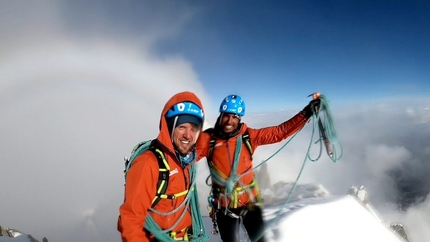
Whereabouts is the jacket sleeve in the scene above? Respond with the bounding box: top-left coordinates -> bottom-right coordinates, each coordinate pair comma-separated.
195,131 -> 211,161
118,152 -> 159,242
249,111 -> 308,147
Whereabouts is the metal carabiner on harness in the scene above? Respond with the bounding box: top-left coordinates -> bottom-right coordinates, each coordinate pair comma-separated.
208,195 -> 216,208
210,217 -> 219,235
207,195 -> 219,235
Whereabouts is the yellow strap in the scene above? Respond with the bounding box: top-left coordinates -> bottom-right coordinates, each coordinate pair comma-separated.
151,196 -> 158,205
159,189 -> 189,199
156,180 -> 167,194
170,227 -> 190,241
151,148 -> 190,204
215,179 -> 259,208
208,161 -> 229,180
174,190 -> 189,198
235,179 -> 256,192
216,179 -> 256,193
233,190 -> 238,208
155,149 -> 170,170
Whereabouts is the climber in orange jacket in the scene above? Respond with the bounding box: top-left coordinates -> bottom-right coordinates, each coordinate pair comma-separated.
118,91 -> 206,242
196,94 -> 320,242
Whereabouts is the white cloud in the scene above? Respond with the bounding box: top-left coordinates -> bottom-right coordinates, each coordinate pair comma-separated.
395,198 -> 430,242
0,1 -> 208,241
364,144 -> 409,176
245,98 -> 430,241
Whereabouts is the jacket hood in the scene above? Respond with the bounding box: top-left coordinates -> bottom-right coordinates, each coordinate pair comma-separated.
157,91 -> 205,153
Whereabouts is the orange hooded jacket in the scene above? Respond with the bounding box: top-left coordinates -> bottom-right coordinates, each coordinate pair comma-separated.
196,112 -> 308,208
118,91 -> 205,242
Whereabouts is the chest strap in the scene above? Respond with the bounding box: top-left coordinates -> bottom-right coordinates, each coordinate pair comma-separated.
151,149 -> 189,206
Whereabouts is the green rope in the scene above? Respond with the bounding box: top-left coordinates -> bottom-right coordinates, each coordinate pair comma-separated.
314,95 -> 343,162
223,135 -> 243,210
145,163 -> 210,241
209,136 -> 242,189
188,164 -> 210,242
256,94 -> 343,241
206,94 -> 342,241
207,136 -> 246,214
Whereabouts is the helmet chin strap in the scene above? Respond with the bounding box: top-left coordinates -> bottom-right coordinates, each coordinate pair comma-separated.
170,116 -> 178,143
219,113 -> 224,126
193,130 -> 201,144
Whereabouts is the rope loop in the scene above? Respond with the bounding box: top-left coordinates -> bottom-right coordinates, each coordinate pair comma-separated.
259,94 -> 343,240
146,162 -> 209,241
205,94 -> 342,242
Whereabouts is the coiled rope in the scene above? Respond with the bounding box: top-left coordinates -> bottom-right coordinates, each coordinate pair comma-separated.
208,94 -> 343,241
145,162 -> 210,241
257,94 -> 343,240
262,95 -> 343,232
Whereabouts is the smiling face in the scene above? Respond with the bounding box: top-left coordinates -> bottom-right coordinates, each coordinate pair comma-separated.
219,113 -> 241,133
172,122 -> 200,155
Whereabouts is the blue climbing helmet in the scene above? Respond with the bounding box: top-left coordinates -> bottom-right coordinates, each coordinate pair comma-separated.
166,101 -> 205,123
219,95 -> 245,116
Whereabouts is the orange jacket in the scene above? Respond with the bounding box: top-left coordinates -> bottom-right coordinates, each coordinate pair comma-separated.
196,112 -> 308,208
118,92 -> 205,242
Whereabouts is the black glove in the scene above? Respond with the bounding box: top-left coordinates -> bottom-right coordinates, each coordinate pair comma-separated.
301,98 -> 321,118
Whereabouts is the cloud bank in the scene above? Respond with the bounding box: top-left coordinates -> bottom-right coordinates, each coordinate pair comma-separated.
246,97 -> 430,242
0,1 -> 208,241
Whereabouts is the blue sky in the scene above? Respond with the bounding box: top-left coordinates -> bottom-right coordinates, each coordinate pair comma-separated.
153,1 -> 430,111
5,0 -> 427,111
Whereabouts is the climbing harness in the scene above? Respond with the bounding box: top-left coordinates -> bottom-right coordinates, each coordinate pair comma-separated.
125,145 -> 209,241
170,227 -> 191,241
144,160 -> 210,241
125,140 -> 186,207
205,132 -> 259,235
206,129 -> 253,166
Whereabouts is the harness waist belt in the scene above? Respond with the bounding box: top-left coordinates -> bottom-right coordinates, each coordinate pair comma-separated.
213,179 -> 259,208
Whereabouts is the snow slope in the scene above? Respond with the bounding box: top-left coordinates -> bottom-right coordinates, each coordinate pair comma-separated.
204,184 -> 408,242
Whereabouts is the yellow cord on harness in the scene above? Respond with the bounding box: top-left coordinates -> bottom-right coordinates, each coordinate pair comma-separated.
160,190 -> 189,199
214,179 -> 261,208
170,227 -> 190,241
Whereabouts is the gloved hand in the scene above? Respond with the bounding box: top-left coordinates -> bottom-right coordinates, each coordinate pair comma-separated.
301,98 -> 321,118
